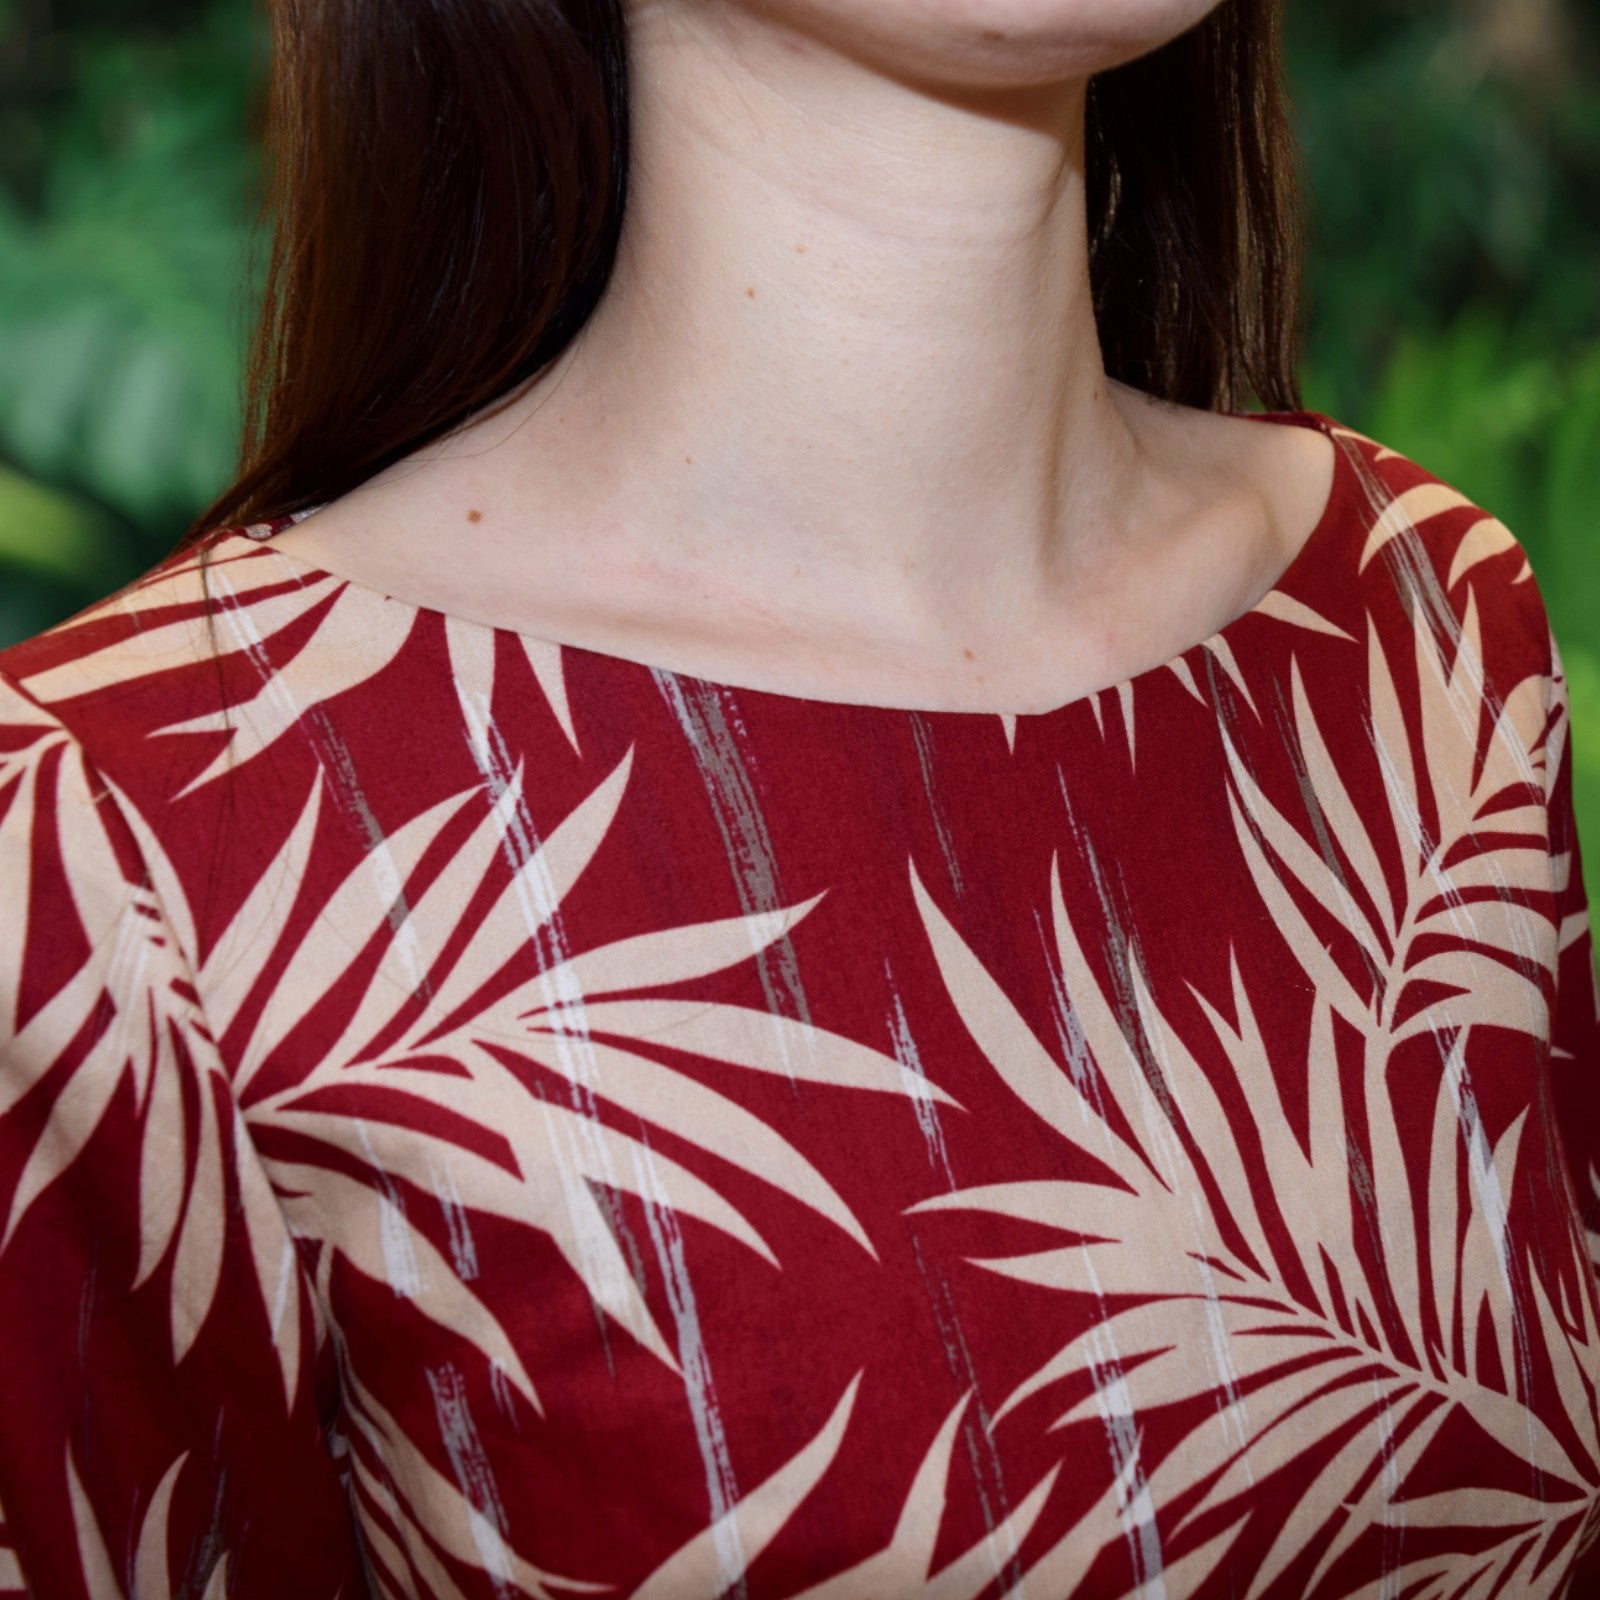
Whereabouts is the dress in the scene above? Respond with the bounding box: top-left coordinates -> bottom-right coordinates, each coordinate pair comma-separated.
1,407 -> 1598,1600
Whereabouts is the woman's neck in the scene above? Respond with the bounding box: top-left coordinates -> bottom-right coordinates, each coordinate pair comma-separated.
283,2 -> 1327,711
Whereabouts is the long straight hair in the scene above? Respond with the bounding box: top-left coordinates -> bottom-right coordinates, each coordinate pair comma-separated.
178,0 -> 1306,552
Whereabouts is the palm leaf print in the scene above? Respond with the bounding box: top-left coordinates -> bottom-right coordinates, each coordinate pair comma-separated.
225,750 -> 946,1387
6,423 -> 1597,1598
62,1448 -> 230,1600
0,693 -> 218,1293
904,582 -> 1600,1597
634,1378 -> 1072,1600
339,1366 -> 612,1600
8,537 -> 443,800
0,684 -> 328,1414
81,716 -> 945,1413
0,1491 -> 24,1600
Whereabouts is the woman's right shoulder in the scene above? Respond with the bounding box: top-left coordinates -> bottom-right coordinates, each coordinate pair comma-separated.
0,518 -> 398,807
0,521 -> 352,1039
0,522 -> 290,747
0,522 -> 344,953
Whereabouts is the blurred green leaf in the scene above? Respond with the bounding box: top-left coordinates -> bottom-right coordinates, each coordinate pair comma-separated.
0,458 -> 117,581
1565,645 -> 1600,895
1545,341 -> 1600,630
0,0 -> 258,604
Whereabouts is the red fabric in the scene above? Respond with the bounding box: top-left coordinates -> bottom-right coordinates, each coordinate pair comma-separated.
1,409 -> 1597,1598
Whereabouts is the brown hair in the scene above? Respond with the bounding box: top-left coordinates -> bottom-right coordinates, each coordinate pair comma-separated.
177,0 -> 1305,553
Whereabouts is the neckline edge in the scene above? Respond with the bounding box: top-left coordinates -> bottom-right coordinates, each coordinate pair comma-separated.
202,407 -> 1351,725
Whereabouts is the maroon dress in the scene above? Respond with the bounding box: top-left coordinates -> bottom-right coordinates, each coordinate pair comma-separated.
2,408 -> 1598,1599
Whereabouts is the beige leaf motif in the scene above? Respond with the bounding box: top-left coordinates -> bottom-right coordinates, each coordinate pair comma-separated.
902,559 -> 1599,1597
154,576 -> 418,800
192,740 -> 933,1459
341,1368 -> 613,1600
64,1446 -> 227,1600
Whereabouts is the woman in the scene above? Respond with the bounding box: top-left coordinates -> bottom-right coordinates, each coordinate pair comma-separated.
1,0 -> 1596,1594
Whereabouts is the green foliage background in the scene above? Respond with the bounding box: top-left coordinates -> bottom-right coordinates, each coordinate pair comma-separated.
0,0 -> 1597,900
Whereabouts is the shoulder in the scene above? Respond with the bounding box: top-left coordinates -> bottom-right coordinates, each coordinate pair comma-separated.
0,523 -> 344,975
0,660 -> 196,1061
0,520 -> 319,752
1319,414 -> 1557,678
0,520 -> 391,812
1314,416 -> 1575,823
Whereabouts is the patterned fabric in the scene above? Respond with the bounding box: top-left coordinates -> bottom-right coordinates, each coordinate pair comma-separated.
1,408 -> 1598,1600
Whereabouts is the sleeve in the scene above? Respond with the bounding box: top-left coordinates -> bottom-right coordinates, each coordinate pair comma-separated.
1542,626 -> 1600,1271
0,673 -> 368,1598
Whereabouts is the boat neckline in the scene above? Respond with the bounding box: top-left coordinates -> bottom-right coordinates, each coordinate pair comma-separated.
208,407 -> 1350,724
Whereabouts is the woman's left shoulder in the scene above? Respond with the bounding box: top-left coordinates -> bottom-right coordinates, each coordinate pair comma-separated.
1314,411 -> 1561,692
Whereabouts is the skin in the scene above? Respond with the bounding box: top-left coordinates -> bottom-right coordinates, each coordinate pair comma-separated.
267,0 -> 1336,714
